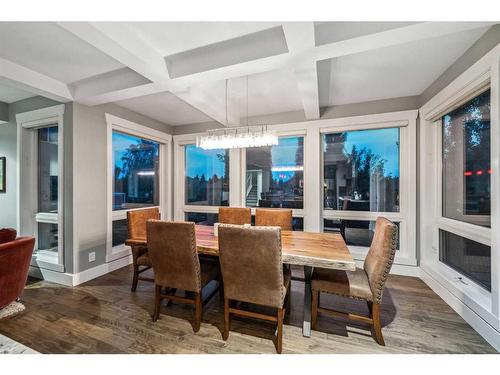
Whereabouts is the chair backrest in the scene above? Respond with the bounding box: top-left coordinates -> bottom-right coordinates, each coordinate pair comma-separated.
0,228 -> 17,244
363,217 -> 398,304
0,236 -> 35,309
127,208 -> 160,239
218,207 -> 251,225
146,220 -> 201,292
255,208 -> 292,231
218,224 -> 285,308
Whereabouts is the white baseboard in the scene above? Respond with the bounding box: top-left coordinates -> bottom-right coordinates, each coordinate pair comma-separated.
72,255 -> 132,286
420,267 -> 500,352
28,255 -> 132,287
29,266 -> 74,286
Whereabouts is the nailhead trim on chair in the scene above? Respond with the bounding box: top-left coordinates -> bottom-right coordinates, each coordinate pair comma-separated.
190,225 -> 202,292
373,224 -> 398,304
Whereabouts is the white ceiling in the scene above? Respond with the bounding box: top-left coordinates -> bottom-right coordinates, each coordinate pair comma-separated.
0,22 -> 124,84
0,83 -> 36,103
318,27 -> 489,107
116,91 -> 212,126
121,22 -> 281,57
0,22 -> 496,127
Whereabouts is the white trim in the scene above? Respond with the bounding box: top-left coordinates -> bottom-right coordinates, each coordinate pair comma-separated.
105,113 -> 172,263
16,104 -> 65,128
29,254 -> 132,287
420,266 -> 500,352
72,254 -> 132,286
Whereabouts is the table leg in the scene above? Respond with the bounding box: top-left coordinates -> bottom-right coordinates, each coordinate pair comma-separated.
302,265 -> 313,337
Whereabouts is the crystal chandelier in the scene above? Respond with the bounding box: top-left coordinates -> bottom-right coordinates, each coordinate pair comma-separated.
196,77 -> 277,150
196,126 -> 278,150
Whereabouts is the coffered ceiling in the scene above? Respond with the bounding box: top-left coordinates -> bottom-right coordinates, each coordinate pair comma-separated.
0,22 -> 495,127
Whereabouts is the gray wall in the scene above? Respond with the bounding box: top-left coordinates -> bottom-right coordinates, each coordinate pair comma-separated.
0,118 -> 17,228
71,102 -> 171,273
0,101 -> 8,123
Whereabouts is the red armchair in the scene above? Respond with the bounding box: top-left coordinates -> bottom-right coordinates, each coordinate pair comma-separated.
0,228 -> 35,309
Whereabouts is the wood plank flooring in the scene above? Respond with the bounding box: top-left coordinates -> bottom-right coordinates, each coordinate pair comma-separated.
0,265 -> 496,354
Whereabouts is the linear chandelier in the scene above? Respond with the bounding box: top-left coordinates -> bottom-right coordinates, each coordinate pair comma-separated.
196,76 -> 278,150
196,125 -> 278,150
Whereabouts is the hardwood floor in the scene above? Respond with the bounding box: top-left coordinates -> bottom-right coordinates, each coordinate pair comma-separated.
0,265 -> 496,354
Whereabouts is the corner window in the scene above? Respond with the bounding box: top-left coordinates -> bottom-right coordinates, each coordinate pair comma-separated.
442,90 -> 491,227
245,136 -> 304,209
185,145 -> 229,206
323,128 -> 400,212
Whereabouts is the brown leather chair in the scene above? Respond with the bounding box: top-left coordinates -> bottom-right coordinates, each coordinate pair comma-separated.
0,229 -> 35,309
255,208 -> 293,231
218,207 -> 251,225
218,224 -> 291,353
146,220 -> 220,332
125,208 -> 160,291
311,217 -> 397,345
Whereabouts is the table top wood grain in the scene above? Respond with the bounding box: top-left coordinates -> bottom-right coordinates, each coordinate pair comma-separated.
126,225 -> 356,271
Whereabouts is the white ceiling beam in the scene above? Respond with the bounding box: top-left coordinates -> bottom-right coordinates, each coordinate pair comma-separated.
282,23 -> 320,120
57,22 -> 168,84
0,57 -> 73,102
314,21 -> 495,61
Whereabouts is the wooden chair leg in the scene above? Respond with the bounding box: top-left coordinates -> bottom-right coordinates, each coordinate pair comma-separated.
223,298 -> 230,340
131,265 -> 139,292
372,303 -> 385,346
152,285 -> 161,322
193,292 -> 202,333
367,300 -> 373,316
276,307 -> 285,354
219,278 -> 224,302
311,289 -> 319,330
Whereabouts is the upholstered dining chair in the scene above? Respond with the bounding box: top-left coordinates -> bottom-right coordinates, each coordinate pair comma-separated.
146,220 -> 221,332
311,217 -> 397,345
126,207 -> 160,291
218,224 -> 291,353
255,208 -> 293,231
218,207 -> 251,225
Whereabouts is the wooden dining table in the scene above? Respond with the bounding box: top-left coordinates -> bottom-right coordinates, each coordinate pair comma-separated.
127,225 -> 355,337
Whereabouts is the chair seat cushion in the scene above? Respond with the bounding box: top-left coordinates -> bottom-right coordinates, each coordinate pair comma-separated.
200,259 -> 220,287
136,252 -> 152,266
311,267 -> 373,301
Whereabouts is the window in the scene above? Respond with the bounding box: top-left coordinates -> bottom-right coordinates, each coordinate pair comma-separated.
38,126 -> 59,214
438,90 -> 491,291
440,230 -> 491,291
442,90 -> 491,227
112,219 -> 129,247
185,212 -> 219,226
323,128 -> 400,212
324,218 -> 400,248
245,136 -> 304,209
36,125 -> 59,258
112,131 -> 159,211
185,145 -> 229,206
